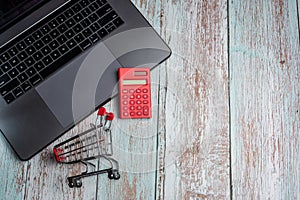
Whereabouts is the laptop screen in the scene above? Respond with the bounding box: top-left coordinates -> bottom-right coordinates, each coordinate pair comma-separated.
0,0 -> 49,33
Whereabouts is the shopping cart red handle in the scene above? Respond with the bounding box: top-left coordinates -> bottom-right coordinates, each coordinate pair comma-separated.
97,107 -> 106,116
106,113 -> 114,121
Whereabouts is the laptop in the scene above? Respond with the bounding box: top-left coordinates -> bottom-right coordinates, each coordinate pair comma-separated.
0,0 -> 171,160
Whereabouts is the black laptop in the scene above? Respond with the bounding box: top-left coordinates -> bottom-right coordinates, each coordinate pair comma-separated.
0,0 -> 171,160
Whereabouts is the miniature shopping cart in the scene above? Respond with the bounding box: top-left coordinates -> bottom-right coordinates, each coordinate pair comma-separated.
53,107 -> 120,188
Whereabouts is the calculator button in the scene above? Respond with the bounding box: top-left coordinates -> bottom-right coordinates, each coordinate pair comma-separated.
129,100 -> 135,105
123,112 -> 128,116
137,111 -> 142,116
122,89 -> 128,93
143,100 -> 148,104
123,95 -> 128,99
143,110 -> 149,115
136,100 -> 141,104
136,94 -> 141,99
136,106 -> 142,110
142,89 -> 148,93
130,112 -> 135,116
130,95 -> 134,99
129,89 -> 134,93
122,100 -> 128,105
136,89 -> 141,93
123,106 -> 128,110
130,106 -> 135,110
143,94 -> 148,99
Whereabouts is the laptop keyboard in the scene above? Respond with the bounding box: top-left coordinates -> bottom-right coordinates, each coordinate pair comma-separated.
0,0 -> 124,104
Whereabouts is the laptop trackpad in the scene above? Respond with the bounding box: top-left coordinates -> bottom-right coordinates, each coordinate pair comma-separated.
36,43 -> 120,128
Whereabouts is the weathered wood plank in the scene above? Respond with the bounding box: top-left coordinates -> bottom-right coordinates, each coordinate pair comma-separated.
23,115 -> 98,200
229,0 -> 300,199
96,58 -> 161,200
156,0 -> 230,199
0,135 -> 27,200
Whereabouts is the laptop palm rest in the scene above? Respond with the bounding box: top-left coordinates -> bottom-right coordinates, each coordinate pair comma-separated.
36,43 -> 121,128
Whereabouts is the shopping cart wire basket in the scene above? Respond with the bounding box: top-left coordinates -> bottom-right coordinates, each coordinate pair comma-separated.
53,107 -> 120,188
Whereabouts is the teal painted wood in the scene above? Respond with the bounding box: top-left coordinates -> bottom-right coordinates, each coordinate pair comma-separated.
23,115 -> 98,200
0,135 -> 27,200
155,0 -> 230,199
229,0 -> 300,199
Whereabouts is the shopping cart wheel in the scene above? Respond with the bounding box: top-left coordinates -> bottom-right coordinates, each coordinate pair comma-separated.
108,169 -> 120,180
68,178 -> 82,188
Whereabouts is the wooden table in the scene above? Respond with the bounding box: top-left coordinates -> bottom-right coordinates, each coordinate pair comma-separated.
0,0 -> 299,199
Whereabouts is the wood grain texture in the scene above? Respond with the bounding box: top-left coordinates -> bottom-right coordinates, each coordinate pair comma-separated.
229,0 -> 300,199
155,0 -> 230,199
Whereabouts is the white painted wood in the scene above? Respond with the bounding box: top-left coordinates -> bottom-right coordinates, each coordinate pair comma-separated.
156,0 -> 230,199
229,0 -> 300,199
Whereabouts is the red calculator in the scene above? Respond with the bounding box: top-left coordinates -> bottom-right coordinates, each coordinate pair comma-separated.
118,68 -> 152,119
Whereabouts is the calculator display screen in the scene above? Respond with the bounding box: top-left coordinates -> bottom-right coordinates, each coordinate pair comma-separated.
123,80 -> 147,85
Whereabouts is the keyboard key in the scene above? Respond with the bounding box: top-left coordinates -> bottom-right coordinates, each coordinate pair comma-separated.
16,63 -> 27,72
24,57 -> 35,67
50,29 -> 60,39
142,89 -> 148,93
25,46 -> 36,55
74,33 -> 85,43
0,74 -> 10,86
16,41 -> 26,51
98,11 -> 117,27
72,4 -> 82,12
4,93 -> 15,104
97,28 -> 108,38
74,13 -> 84,22
50,50 -> 61,60
1,63 -> 12,72
56,14 -> 67,23
66,39 -> 76,49
24,36 -> 35,45
9,57 -> 19,67
12,87 -> 23,97
18,72 -> 28,82
8,68 -> 19,78
123,106 -> 128,110
136,89 -> 141,93
49,40 -> 59,49
79,0 -> 89,7
143,100 -> 148,104
17,51 -> 27,61
41,25 -> 51,34
65,29 -> 75,38
82,28 -> 92,37
33,51 -> 43,61
79,39 -> 92,50
41,46 -> 51,55
106,25 -> 116,33
129,100 -> 135,105
0,69 -> 2,76
0,78 -> 20,96
33,40 -> 44,49
57,35 -> 68,44
33,30 -> 43,40
130,106 -> 135,110
81,7 -> 91,17
122,89 -> 128,93
113,17 -> 124,27
58,44 -> 69,55
136,106 -> 142,110
26,67 -> 37,77
89,2 -> 99,12
29,74 -> 42,85
41,35 -> 52,44
89,34 -> 100,43
73,24 -> 83,33
143,94 -> 148,99
80,19 -> 91,28
34,62 -> 45,71
130,112 -> 135,116
0,52 -> 10,62
21,81 -> 32,91
136,94 -> 141,99
57,24 -> 68,33
42,56 -> 53,66
40,46 -> 82,79
96,4 -> 112,18
65,9 -> 75,18
66,18 -> 76,28
90,23 -> 100,32
88,13 -> 98,23
49,19 -> 59,29
8,47 -> 18,57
